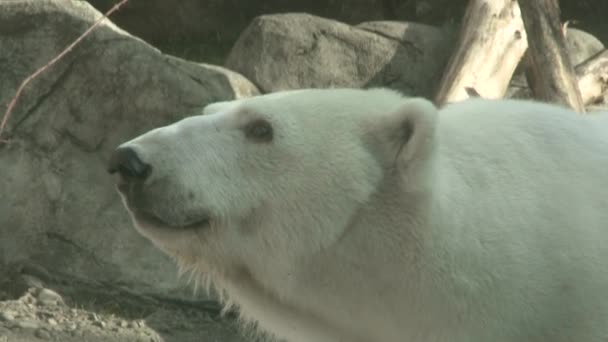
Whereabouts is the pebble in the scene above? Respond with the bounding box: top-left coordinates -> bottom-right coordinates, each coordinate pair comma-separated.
37,288 -> 63,306
119,320 -> 129,328
16,319 -> 39,329
47,318 -> 58,326
22,295 -> 35,305
35,328 -> 51,339
0,311 -> 15,322
93,320 -> 106,328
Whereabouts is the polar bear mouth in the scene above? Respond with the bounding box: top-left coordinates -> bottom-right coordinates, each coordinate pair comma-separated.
115,184 -> 211,230
133,208 -> 211,230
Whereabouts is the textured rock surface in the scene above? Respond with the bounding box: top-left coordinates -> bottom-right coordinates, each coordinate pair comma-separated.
0,0 -> 258,298
85,0 -> 608,65
87,0 -> 388,48
0,262 -> 248,342
226,13 -> 455,97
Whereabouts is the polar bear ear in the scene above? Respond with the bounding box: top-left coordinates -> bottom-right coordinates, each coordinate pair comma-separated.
369,97 -> 438,170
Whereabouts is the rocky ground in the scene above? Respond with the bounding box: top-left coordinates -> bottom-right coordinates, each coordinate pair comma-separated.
0,262 -> 252,342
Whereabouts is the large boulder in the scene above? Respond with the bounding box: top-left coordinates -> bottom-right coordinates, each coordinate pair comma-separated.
86,0 -> 607,64
0,0 -> 258,296
86,0 -> 388,52
564,28 -> 606,66
225,14 -> 456,97
85,0 -> 607,49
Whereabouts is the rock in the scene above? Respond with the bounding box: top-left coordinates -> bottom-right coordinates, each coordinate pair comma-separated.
93,320 -> 106,328
35,328 -> 51,339
36,289 -> 63,306
226,13 -> 455,97
0,264 -> 45,300
0,310 -> 15,322
85,0 -> 608,60
0,0 -> 258,299
16,320 -> 39,330
86,0 -> 387,59
386,0 -> 467,23
47,318 -> 58,326
565,28 -> 605,66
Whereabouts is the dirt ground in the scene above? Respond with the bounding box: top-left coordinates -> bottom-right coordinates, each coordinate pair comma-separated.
0,262 -> 254,342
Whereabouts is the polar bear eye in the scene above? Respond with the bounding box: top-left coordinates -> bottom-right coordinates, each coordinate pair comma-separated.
244,119 -> 273,143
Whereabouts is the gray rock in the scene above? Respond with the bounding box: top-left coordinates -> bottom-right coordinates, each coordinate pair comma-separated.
35,328 -> 51,339
0,311 -> 15,322
36,288 -> 63,306
92,320 -> 106,328
0,0 -> 258,299
16,320 -> 39,330
565,28 -> 605,66
226,13 -> 455,97
86,0 -> 387,59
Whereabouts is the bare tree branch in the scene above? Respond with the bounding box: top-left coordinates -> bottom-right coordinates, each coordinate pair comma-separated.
518,0 -> 585,112
0,0 -> 130,144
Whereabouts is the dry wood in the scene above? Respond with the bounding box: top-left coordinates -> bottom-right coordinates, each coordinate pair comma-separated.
435,0 -> 527,106
576,49 -> 608,105
509,49 -> 608,105
518,0 -> 585,112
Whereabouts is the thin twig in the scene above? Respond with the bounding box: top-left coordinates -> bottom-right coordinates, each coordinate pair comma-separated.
0,0 -> 130,144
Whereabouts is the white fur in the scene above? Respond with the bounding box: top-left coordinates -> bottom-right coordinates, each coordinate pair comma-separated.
115,88 -> 608,342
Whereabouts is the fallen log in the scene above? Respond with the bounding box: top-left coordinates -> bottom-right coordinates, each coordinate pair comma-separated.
509,49 -> 608,105
434,0 -> 527,106
518,0 -> 585,112
576,49 -> 608,105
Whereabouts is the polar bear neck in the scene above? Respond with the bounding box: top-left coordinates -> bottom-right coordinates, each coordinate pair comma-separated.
211,164 -> 443,341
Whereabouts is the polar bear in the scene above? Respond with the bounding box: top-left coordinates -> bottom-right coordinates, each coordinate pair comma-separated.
108,88 -> 608,342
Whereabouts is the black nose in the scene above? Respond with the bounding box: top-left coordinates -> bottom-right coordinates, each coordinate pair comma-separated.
107,147 -> 151,180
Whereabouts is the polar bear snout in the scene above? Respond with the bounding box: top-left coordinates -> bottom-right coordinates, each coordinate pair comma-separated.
107,146 -> 157,221
108,144 -> 212,231
107,146 -> 152,182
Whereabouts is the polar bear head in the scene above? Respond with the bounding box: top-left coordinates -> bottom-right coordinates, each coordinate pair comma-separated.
108,88 -> 438,284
